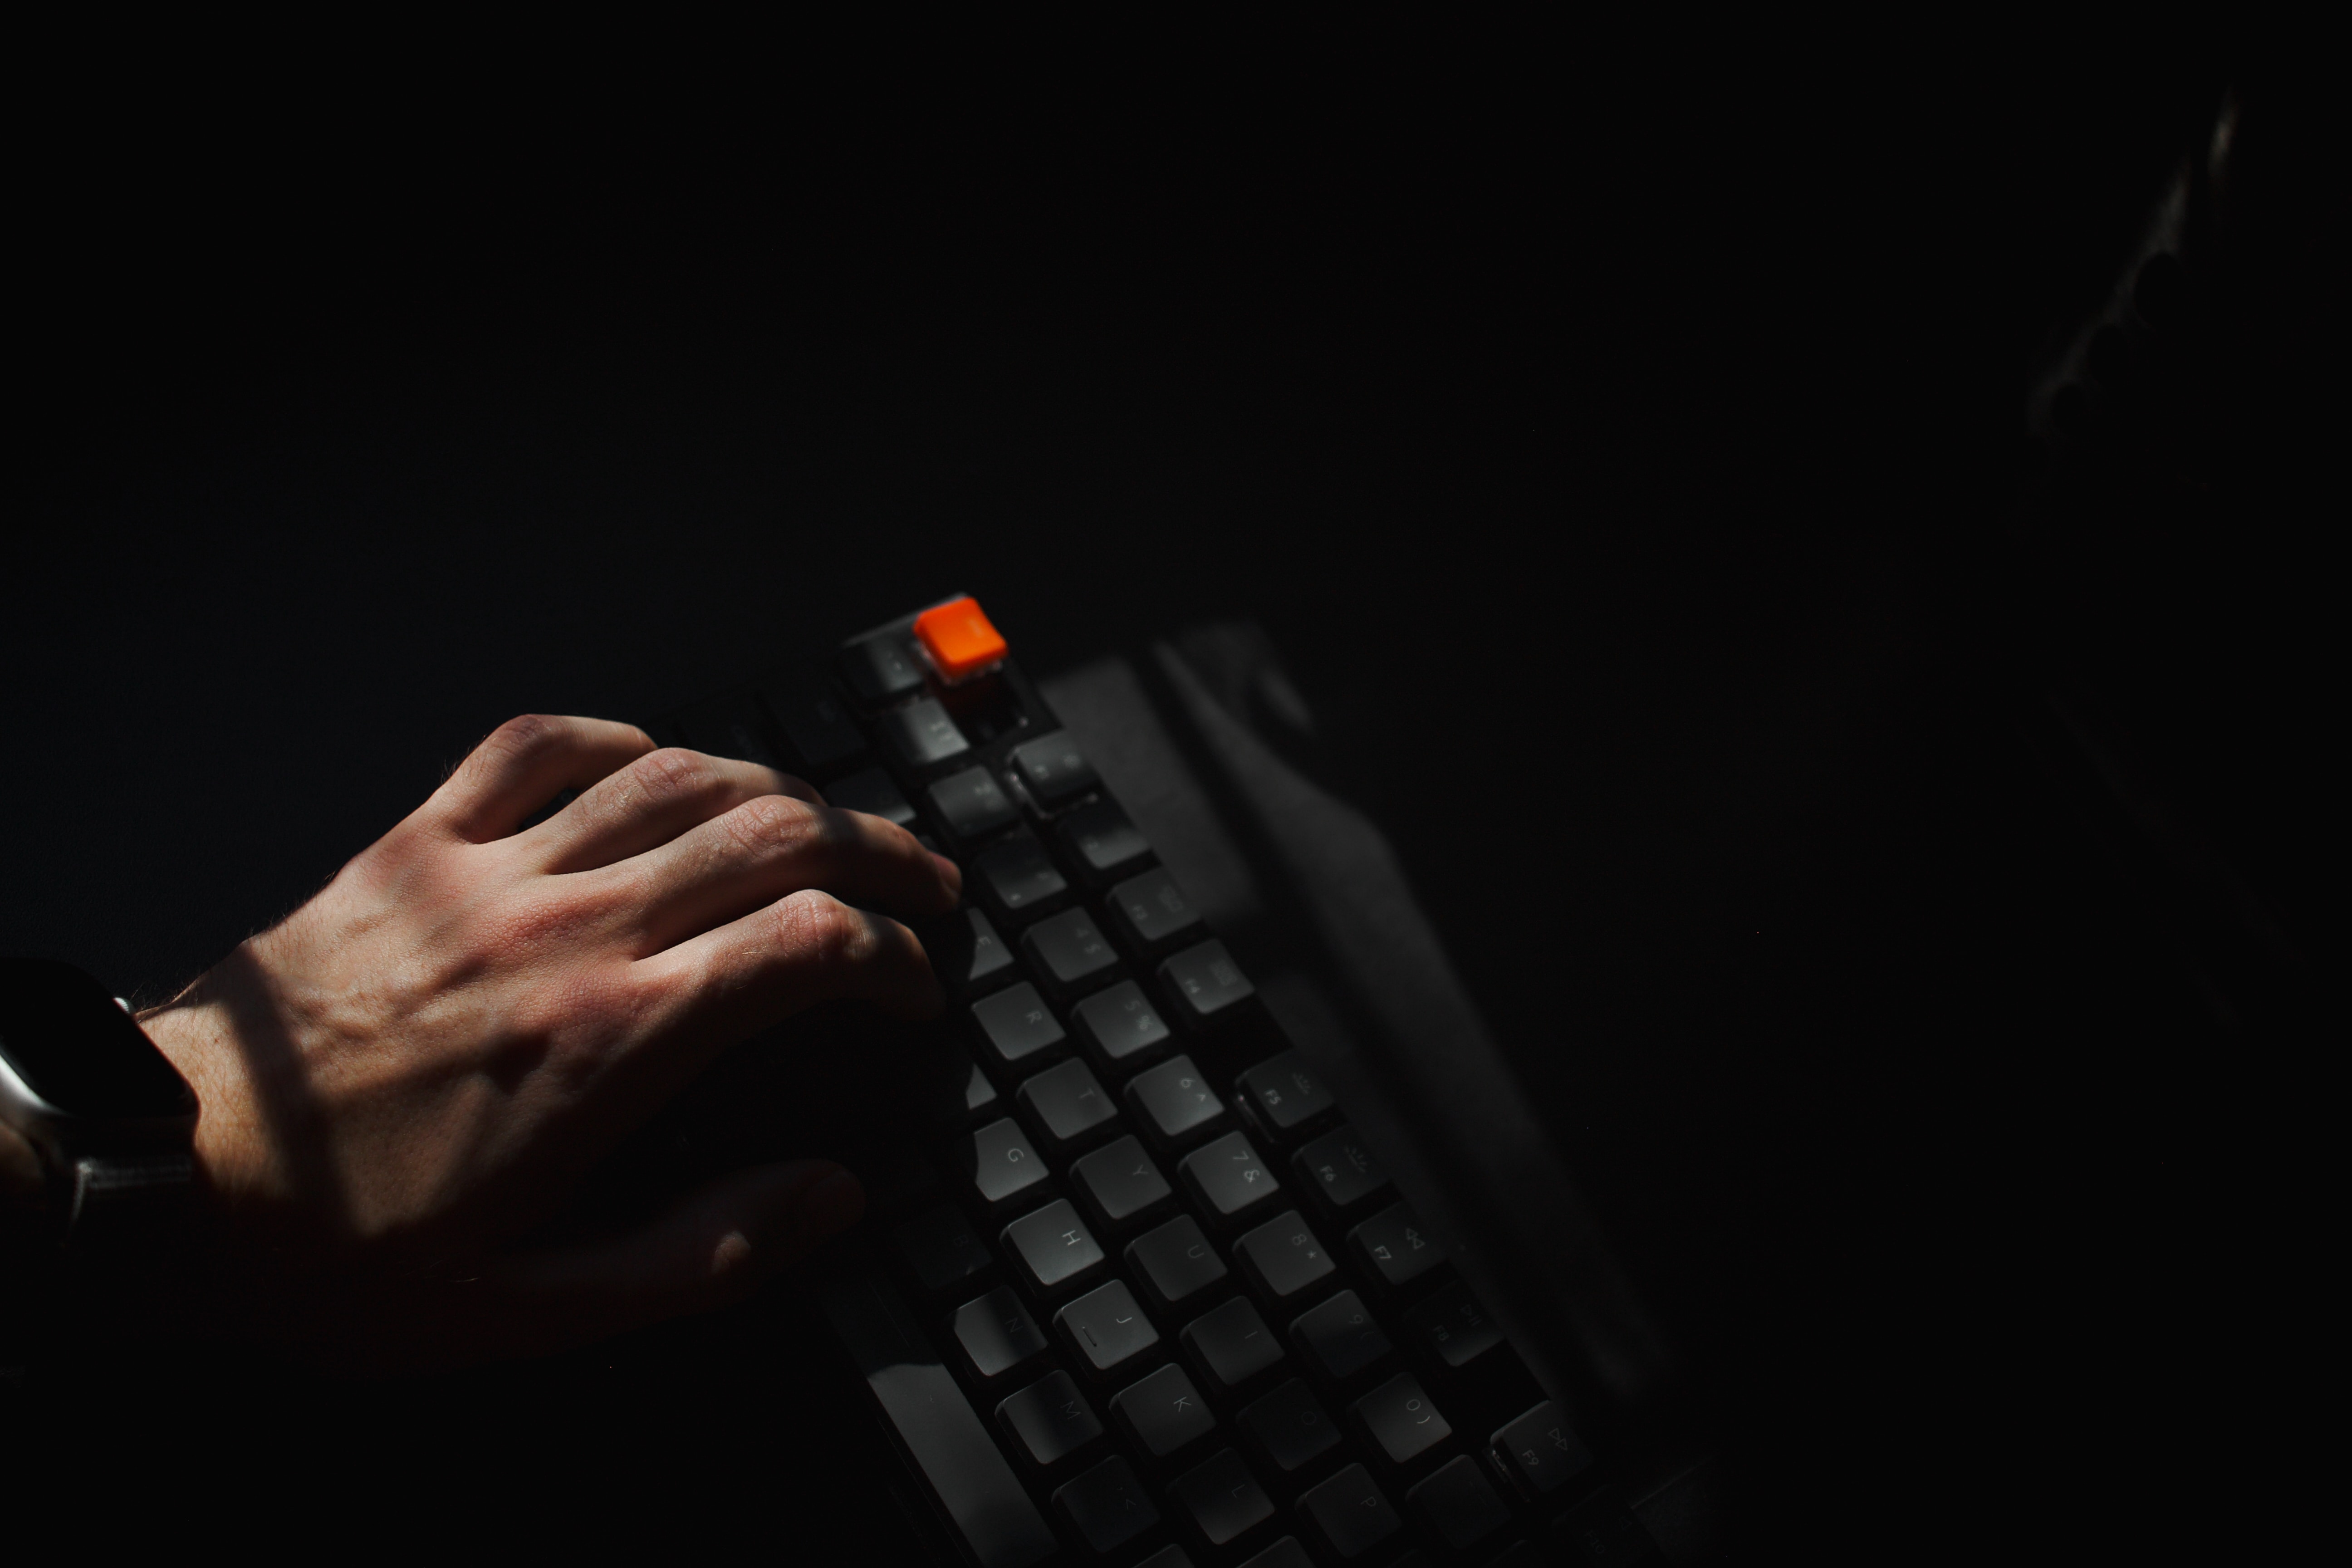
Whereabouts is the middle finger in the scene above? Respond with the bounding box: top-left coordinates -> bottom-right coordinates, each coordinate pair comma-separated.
597,792 -> 960,954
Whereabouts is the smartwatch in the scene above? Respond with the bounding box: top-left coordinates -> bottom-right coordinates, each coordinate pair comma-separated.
0,957 -> 198,1250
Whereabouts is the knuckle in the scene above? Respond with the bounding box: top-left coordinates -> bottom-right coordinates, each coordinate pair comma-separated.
726,793 -> 818,857
484,713 -> 564,761
777,889 -> 874,971
633,746 -> 719,804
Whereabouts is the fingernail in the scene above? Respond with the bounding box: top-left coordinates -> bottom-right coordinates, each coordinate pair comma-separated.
931,851 -> 964,903
802,1169 -> 866,1240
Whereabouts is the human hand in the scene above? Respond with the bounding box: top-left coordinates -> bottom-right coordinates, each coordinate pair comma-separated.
138,714 -> 960,1370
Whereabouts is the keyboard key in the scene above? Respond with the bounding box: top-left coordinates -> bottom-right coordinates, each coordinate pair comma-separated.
839,631 -> 926,704
1071,980 -> 1171,1072
1292,1126 -> 1390,1217
762,676 -> 866,772
1349,1202 -> 1446,1291
1136,1550 -> 1198,1568
1016,1058 -> 1119,1152
1352,1370 -> 1450,1467
1181,1132 -> 1282,1222
822,1274 -> 1057,1568
1019,907 -> 1120,999
1008,730 -> 1099,806
1054,1279 -> 1161,1377
1069,1135 -> 1173,1232
879,696 -> 971,771
1112,1361 -> 1217,1460
893,1205 -> 995,1299
1052,1456 -> 1159,1557
1290,1291 -> 1392,1383
1234,1212 -> 1335,1305
1297,1463 -> 1401,1560
1108,867 -> 1203,951
955,1286 -> 1051,1381
1181,1296 -> 1286,1393
1493,1401 -> 1593,1498
914,595 -> 1008,683
1160,940 -> 1255,1028
1238,1379 -> 1342,1477
1236,1052 -> 1335,1141
996,1368 -> 1102,1468
1055,797 -> 1151,885
970,983 -> 1066,1073
928,764 -> 1020,843
926,907 -> 1014,999
1170,1448 -> 1274,1549
1406,1455 -> 1511,1554
828,765 -> 917,828
1126,1054 -> 1226,1150
1127,1215 -> 1229,1314
677,696 -> 788,770
1237,1541 -> 1312,1568
960,1054 -> 1001,1119
959,1117 -> 1049,1210
975,827 -> 1068,916
1002,1199 -> 1104,1296
1404,1282 -> 1505,1372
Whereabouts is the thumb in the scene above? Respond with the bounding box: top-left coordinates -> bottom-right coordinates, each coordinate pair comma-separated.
449,1160 -> 866,1363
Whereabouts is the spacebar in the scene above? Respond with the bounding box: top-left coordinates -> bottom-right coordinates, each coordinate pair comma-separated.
823,1272 -> 1058,1568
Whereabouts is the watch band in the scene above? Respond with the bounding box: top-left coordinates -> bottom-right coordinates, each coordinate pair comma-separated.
69,1151 -> 196,1250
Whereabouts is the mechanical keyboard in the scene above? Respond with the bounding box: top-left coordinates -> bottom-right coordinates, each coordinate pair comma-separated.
645,598 -> 1616,1568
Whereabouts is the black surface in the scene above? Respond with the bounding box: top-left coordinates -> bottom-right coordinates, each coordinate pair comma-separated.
0,958 -> 193,1120
6,34 -> 2323,1566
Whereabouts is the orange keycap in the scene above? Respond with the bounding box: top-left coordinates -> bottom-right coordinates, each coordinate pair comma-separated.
914,596 -> 1008,682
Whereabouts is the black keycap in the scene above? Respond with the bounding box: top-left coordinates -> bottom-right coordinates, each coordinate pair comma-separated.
1293,1126 -> 1390,1216
1070,1135 -> 1173,1232
1297,1464 -> 1402,1561
1493,1401 -> 1593,1498
1236,1052 -> 1335,1140
1237,1541 -> 1312,1568
1072,980 -> 1171,1072
1136,1550 -> 1198,1568
927,764 -> 1020,843
822,1275 -> 1058,1568
1008,730 -> 1099,806
1002,1199 -> 1104,1295
1181,1296 -> 1285,1393
1056,797 -> 1151,884
1349,1202 -> 1446,1291
1054,1279 -> 1161,1377
925,908 -> 1014,998
955,1286 -> 1052,1381
1181,1132 -> 1282,1222
1352,1371 -> 1450,1467
1112,1361 -> 1217,1460
1239,1379 -> 1342,1477
762,676 -> 866,772
879,696 -> 972,771
1108,867 -> 1203,951
958,1054 -> 1002,1120
893,1205 -> 995,1299
975,827 -> 1068,915
970,983 -> 1066,1073
1407,1456 -> 1511,1553
1171,1448 -> 1274,1549
960,1117 -> 1049,1209
1127,1215 -> 1229,1313
828,765 -> 917,827
1290,1291 -> 1393,1383
840,632 -> 926,704
1405,1282 -> 1505,1372
1160,940 -> 1255,1028
996,1369 -> 1103,1468
1020,907 -> 1120,998
1235,1212 -> 1335,1305
1127,1054 -> 1226,1150
1016,1058 -> 1119,1152
1052,1456 -> 1159,1557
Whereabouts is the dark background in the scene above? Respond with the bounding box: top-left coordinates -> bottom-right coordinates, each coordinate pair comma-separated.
6,26 -> 2321,1562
